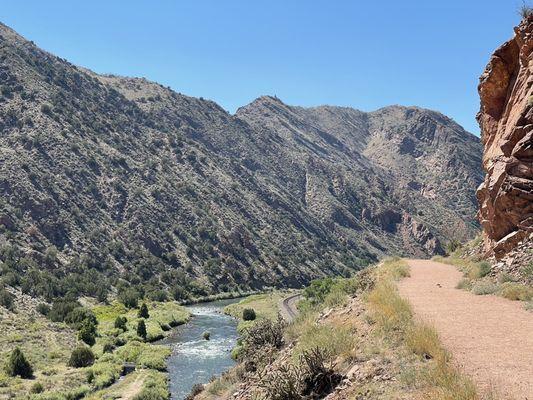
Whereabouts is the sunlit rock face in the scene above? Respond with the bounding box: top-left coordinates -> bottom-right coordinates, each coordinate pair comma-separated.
477,15 -> 533,259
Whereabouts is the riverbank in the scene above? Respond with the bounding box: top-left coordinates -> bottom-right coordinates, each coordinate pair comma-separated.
0,298 -> 189,399
177,289 -> 267,306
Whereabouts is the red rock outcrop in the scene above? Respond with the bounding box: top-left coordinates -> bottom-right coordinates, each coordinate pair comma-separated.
477,15 -> 533,258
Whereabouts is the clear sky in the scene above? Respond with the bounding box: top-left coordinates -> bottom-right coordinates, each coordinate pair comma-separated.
0,0 -> 523,134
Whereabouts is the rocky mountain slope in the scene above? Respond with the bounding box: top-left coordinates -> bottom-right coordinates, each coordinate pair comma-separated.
477,14 -> 533,259
0,22 -> 482,300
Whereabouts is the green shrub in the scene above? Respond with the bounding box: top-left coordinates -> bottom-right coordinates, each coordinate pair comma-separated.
48,299 -> 81,322
147,290 -> 168,302
114,316 -> 128,331
132,371 -> 170,400
138,303 -> 150,318
78,320 -> 97,346
0,288 -> 14,311
118,288 -> 140,309
137,345 -> 171,371
303,278 -> 335,305
242,308 -> 256,321
36,303 -> 50,316
476,262 -> 491,278
137,319 -> 147,340
103,341 -> 115,353
471,281 -> 499,295
68,346 -> 95,368
5,347 -> 33,378
30,382 -> 44,394
65,307 -> 97,329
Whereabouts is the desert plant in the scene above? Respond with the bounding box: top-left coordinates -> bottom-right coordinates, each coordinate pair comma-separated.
299,347 -> 343,397
243,316 -> 285,352
258,363 -> 303,400
242,308 -> 256,321
68,346 -> 95,368
138,302 -> 149,318
5,347 -> 33,378
471,281 -> 499,295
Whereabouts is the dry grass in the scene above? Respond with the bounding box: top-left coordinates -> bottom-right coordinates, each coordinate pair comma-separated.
406,323 -> 445,361
499,282 -> 533,301
367,280 -> 412,334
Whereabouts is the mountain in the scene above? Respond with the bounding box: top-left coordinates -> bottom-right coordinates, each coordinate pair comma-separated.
0,22 -> 482,300
477,14 -> 533,260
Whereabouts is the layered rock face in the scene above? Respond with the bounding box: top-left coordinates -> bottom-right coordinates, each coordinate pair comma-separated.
477,15 -> 533,258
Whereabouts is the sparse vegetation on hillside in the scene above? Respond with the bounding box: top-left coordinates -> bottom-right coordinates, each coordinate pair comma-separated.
0,22 -> 483,311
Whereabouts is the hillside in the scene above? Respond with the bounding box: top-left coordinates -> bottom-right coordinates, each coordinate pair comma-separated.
0,22 -> 482,301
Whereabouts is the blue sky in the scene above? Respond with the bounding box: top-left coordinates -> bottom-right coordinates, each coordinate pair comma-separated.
0,0 -> 523,134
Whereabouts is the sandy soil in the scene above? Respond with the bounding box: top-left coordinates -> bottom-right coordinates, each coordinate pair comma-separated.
398,259 -> 533,399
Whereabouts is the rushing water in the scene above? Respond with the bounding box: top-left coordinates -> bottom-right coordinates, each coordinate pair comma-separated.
159,298 -> 240,400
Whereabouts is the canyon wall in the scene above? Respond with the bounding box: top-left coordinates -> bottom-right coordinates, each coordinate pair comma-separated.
477,15 -> 533,258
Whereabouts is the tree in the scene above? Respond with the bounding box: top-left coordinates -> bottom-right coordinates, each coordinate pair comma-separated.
68,346 -> 94,368
242,308 -> 256,321
78,320 -> 97,346
5,348 -> 33,378
0,288 -> 14,311
137,319 -> 147,341
118,288 -> 140,309
138,303 -> 149,319
114,316 -> 127,331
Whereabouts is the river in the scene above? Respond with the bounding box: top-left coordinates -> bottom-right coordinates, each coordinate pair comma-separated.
159,298 -> 240,399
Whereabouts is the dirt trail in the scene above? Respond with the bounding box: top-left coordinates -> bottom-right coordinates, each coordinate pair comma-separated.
398,259 -> 533,399
117,373 -> 145,400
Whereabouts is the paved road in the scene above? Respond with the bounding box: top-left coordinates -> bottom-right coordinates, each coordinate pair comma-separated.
279,293 -> 302,322
398,259 -> 533,399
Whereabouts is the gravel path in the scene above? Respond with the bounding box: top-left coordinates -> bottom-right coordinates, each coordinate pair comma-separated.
398,259 -> 533,399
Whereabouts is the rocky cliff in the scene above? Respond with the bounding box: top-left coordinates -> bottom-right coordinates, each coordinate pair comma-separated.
477,15 -> 533,259
0,22 -> 483,300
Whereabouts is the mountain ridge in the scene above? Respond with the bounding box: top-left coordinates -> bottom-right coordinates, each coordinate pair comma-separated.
0,21 -> 482,301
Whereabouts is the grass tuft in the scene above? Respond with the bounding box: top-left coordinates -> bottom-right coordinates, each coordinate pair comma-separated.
499,282 -> 533,301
